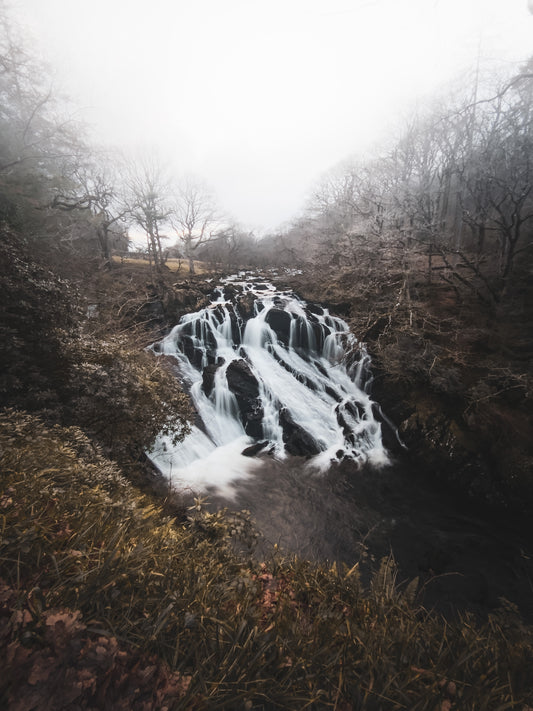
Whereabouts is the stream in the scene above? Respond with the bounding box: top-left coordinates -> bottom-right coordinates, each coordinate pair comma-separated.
149,271 -> 533,620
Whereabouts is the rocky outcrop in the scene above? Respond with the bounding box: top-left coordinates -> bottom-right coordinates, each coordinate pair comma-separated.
241,441 -> 270,457
160,286 -> 211,326
201,361 -> 223,397
279,407 -> 321,457
225,359 -> 264,439
236,292 -> 256,321
288,316 -> 325,353
264,308 -> 292,346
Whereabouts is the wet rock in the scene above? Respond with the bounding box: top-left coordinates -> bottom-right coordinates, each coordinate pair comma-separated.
314,360 -> 329,377
206,327 -> 219,357
237,293 -> 256,321
225,359 -> 264,439
334,407 -> 352,437
371,402 -> 405,452
163,287 -> 210,322
346,400 -> 365,420
279,407 -> 321,456
307,303 -> 324,316
265,308 -> 292,346
229,311 -> 242,344
202,361 -> 223,397
290,316 -> 319,351
210,305 -> 241,344
180,334 -> 204,370
210,304 -> 225,325
325,385 -> 343,402
241,441 -> 269,457
226,359 -> 259,397
223,284 -> 237,301
313,322 -> 325,350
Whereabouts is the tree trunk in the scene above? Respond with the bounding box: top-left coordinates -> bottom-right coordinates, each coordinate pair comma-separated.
97,223 -> 111,264
476,222 -> 485,265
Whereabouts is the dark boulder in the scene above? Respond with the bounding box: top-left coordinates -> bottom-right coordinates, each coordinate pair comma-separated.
265,308 -> 292,346
307,303 -> 324,316
236,292 -> 256,321
225,359 -> 264,439
163,287 -> 211,323
180,334 -> 204,370
241,441 -> 270,457
279,407 -> 321,456
290,316 -> 324,353
210,305 -> 241,344
202,360 -> 224,397
324,385 -> 343,402
223,284 -> 238,301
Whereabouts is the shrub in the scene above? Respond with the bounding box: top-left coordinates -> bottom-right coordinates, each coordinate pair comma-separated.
0,227 -> 80,415
63,335 -> 192,464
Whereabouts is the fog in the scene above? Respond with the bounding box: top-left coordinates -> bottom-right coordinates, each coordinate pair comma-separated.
11,0 -> 533,232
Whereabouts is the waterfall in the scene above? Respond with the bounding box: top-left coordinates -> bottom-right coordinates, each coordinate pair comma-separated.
148,272 -> 389,496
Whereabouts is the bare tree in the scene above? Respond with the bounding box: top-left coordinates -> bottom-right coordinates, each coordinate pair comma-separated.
50,151 -> 131,262
172,177 -> 219,274
0,4 -> 86,232
199,221 -> 255,271
126,153 -> 173,276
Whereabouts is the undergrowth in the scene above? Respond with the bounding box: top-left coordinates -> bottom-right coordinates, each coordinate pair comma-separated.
1,410 -> 532,710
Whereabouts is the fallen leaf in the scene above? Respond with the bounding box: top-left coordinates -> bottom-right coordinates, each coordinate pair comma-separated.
28,654 -> 56,685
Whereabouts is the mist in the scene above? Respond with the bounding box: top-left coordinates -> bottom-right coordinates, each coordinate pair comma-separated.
11,0 -> 533,231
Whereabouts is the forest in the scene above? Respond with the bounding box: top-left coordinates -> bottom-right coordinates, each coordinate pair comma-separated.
1,3 -> 533,709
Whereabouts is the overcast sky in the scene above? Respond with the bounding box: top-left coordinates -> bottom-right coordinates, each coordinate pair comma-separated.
9,0 -> 533,233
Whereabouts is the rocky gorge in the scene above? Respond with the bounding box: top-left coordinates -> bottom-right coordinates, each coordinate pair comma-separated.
139,264 -> 533,622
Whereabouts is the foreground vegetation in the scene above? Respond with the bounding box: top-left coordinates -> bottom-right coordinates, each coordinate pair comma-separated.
2,409 -> 533,710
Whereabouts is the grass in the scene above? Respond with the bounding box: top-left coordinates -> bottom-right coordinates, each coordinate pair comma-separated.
1,409 -> 533,709
112,255 -> 211,275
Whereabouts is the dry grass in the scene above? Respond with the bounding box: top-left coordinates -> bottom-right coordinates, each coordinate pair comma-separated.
112,255 -> 211,275
1,409 -> 533,709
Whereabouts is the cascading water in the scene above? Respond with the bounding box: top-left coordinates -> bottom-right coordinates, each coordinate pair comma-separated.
148,272 -> 389,497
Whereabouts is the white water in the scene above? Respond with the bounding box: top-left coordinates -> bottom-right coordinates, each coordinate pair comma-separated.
148,272 -> 389,497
